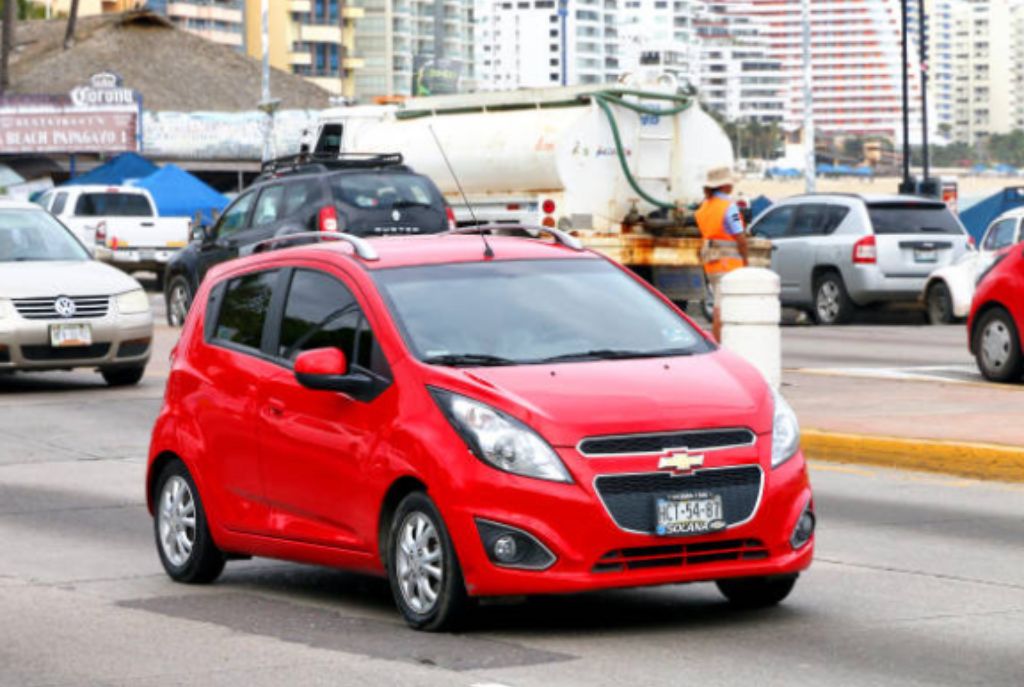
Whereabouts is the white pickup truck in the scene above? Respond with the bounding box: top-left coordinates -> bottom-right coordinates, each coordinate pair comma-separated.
37,185 -> 190,280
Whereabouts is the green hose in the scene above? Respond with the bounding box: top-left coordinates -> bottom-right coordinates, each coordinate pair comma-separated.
588,89 -> 694,210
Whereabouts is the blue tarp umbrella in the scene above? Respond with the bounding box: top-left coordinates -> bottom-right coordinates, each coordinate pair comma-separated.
958,187 -> 1024,243
63,153 -> 158,186
132,165 -> 229,225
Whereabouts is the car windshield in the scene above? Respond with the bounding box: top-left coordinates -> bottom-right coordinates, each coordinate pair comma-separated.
74,192 -> 153,217
374,259 -> 711,366
0,209 -> 90,262
331,173 -> 441,210
867,203 -> 964,235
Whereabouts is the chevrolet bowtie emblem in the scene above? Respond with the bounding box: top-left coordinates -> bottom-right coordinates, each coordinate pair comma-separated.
657,450 -> 705,474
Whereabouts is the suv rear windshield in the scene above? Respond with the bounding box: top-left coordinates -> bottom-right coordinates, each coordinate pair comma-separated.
374,259 -> 711,366
331,173 -> 441,210
74,192 -> 153,217
867,202 -> 963,235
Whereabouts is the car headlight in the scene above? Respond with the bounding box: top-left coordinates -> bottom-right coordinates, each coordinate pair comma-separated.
430,388 -> 573,483
116,289 -> 150,315
771,387 -> 801,468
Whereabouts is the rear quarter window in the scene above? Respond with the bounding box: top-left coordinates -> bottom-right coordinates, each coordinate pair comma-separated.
867,203 -> 964,235
212,270 -> 279,352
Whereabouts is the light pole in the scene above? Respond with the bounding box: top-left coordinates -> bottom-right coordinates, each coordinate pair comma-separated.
801,0 -> 815,193
899,0 -> 914,193
258,0 -> 280,163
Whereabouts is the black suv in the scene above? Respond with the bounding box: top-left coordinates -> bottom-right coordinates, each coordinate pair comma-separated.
164,153 -> 452,325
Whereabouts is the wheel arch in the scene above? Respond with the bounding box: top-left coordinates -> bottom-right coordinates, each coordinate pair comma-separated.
970,300 -> 1016,355
377,475 -> 429,567
146,450 -> 184,515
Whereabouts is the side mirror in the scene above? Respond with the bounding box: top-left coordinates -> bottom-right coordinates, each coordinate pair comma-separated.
191,225 -> 212,244
294,347 -> 381,401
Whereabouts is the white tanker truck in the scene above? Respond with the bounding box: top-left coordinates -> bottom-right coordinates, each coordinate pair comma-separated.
311,73 -> 765,302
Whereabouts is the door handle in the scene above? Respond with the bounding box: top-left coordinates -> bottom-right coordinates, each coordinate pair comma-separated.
266,398 -> 285,418
141,221 -> 155,227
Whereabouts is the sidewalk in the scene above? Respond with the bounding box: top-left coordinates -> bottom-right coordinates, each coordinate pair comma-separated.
785,370 -> 1024,481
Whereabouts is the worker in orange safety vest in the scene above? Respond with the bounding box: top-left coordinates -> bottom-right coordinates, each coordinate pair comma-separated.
695,166 -> 749,342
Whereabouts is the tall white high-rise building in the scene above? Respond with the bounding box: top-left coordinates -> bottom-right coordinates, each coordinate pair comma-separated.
693,1 -> 785,124
618,0 -> 700,88
949,0 -> 1015,144
475,0 -> 621,90
745,0 -> 923,144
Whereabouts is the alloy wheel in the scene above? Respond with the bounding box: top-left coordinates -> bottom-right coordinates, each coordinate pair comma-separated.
168,283 -> 190,326
158,475 -> 197,567
816,281 -> 841,323
395,511 -> 444,615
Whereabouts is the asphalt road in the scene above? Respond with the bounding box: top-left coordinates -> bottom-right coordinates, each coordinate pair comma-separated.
1,319 -> 1023,686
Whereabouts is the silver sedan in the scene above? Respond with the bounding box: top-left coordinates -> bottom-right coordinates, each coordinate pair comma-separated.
0,200 -> 153,386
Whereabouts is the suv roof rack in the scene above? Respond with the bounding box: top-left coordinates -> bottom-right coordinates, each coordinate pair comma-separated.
448,224 -> 584,251
252,231 -> 379,261
258,152 -> 406,180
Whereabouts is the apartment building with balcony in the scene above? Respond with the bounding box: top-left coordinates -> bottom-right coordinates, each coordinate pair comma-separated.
148,0 -> 245,47
694,1 -> 784,124
475,0 -> 621,90
745,0 -> 923,144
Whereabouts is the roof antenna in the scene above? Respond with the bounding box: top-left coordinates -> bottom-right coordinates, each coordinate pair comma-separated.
427,123 -> 493,258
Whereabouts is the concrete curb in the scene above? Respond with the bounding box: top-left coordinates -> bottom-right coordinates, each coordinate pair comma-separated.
802,429 -> 1024,482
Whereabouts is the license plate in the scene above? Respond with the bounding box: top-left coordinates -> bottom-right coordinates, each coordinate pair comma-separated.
114,250 -> 140,263
49,323 -> 92,348
914,249 -> 937,263
140,249 -> 155,261
655,491 -> 726,536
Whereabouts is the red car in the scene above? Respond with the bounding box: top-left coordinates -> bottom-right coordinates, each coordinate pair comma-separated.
146,229 -> 814,631
969,244 -> 1024,382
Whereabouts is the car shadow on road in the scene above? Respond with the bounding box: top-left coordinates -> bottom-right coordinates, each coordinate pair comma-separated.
219,562 -> 811,635
0,371 -> 111,393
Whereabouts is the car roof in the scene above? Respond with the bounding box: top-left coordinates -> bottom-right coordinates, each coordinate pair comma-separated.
53,184 -> 150,194
992,206 -> 1024,222
776,193 -> 946,206
210,234 -> 597,280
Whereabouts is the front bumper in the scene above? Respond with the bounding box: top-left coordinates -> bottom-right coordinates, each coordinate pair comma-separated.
443,445 -> 813,597
0,306 -> 153,372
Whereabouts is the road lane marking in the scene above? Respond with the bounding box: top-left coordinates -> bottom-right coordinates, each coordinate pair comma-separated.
789,364 -> 1023,390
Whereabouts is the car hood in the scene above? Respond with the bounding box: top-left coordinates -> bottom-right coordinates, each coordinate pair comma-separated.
435,349 -> 774,447
0,260 -> 141,298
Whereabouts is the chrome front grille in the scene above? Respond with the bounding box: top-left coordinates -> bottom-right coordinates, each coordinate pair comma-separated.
578,428 -> 756,457
12,295 -> 110,320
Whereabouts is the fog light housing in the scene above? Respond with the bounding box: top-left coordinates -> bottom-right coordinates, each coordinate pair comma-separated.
790,503 -> 815,549
476,519 -> 556,570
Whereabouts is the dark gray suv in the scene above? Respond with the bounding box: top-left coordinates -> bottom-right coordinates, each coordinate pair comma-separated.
749,194 -> 973,324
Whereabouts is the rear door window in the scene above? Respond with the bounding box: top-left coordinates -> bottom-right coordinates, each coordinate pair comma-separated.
982,218 -> 1017,250
751,206 -> 795,239
213,270 -> 279,352
867,203 -> 964,235
73,192 -> 153,217
331,173 -> 441,210
283,179 -> 322,217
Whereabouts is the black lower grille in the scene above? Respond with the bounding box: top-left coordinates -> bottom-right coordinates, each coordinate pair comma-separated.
594,466 -> 762,534
592,539 -> 769,573
117,340 -> 150,358
21,343 -> 111,361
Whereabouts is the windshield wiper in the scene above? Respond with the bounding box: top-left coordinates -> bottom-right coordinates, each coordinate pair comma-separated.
422,353 -> 519,367
537,348 -> 696,363
391,200 -> 433,209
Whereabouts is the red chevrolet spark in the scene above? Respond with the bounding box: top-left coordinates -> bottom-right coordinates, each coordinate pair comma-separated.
969,243 -> 1024,382
147,229 -> 814,631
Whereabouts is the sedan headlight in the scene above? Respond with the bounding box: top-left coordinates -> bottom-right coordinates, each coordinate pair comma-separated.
430,388 -> 573,483
116,289 -> 150,315
771,387 -> 801,468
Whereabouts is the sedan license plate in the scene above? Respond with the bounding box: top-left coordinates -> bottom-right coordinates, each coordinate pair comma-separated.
49,323 -> 92,348
914,248 -> 937,263
656,491 -> 725,536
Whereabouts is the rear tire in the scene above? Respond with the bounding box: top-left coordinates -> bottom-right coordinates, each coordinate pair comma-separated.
717,574 -> 798,609
973,307 -> 1024,383
153,461 -> 225,584
386,492 -> 467,632
165,276 -> 193,327
101,366 -> 145,387
926,281 -> 955,325
812,272 -> 854,325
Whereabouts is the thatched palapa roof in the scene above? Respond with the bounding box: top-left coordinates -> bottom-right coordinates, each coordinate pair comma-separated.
2,11 -> 331,111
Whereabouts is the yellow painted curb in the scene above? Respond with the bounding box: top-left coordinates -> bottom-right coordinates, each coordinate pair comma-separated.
801,429 -> 1024,483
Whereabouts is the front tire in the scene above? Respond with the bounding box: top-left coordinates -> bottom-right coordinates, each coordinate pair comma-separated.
926,281 -> 955,324
812,272 -> 854,325
386,492 -> 467,632
153,461 -> 225,584
974,307 -> 1024,383
717,574 -> 798,609
165,276 -> 193,327
101,366 -> 145,387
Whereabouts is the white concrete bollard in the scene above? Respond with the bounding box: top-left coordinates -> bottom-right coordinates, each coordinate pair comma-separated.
719,267 -> 782,389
